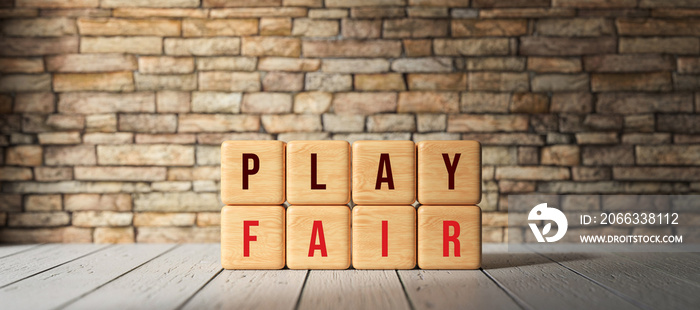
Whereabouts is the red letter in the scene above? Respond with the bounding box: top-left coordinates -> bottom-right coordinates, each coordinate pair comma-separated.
308,220 -> 328,257
442,153 -> 461,190
243,220 -> 259,257
375,154 -> 395,190
443,221 -> 461,257
382,220 -> 389,257
242,153 -> 259,190
310,153 -> 326,190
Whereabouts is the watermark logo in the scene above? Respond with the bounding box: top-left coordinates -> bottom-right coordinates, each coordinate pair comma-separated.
528,203 -> 568,243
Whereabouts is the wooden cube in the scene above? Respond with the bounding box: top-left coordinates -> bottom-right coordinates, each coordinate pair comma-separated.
352,140 -> 415,205
286,205 -> 351,269
417,205 -> 481,269
352,205 -> 416,269
286,140 -> 351,205
221,140 -> 285,205
417,140 -> 481,205
221,205 -> 285,269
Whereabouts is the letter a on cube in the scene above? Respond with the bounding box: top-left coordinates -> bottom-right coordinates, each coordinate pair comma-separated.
417,140 -> 481,205
221,140 -> 285,205
221,205 -> 285,269
417,205 -> 481,269
286,140 -> 350,205
352,140 -> 415,205
286,205 -> 351,269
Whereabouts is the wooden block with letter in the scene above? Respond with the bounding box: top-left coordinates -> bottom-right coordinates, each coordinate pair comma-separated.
417,205 -> 481,269
352,140 -> 415,205
417,140 -> 481,205
221,205 -> 285,269
221,140 -> 285,205
286,205 -> 351,269
286,140 -> 350,205
352,205 -> 416,269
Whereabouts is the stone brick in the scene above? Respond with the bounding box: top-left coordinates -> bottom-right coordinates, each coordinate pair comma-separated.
383,19 -> 448,38
84,133 -> 133,144
262,72 -> 304,91
0,9 -> 38,18
678,57 -> 700,74
58,92 -> 154,114
617,18 -> 700,36
619,37 -> 699,54
94,227 -> 134,243
54,72 -> 134,92
134,73 -> 197,91
624,114 -> 654,132
277,132 -> 330,142
196,212 -> 220,227
241,92 -> 293,113
40,8 -> 110,17
520,37 -> 616,55
72,211 -> 132,227
86,114 -> 117,132
0,167 -> 33,181
0,74 -> 51,92
182,19 -> 257,37
673,73 -> 700,91
0,37 -> 78,56
260,17 -> 292,36
97,145 -> 193,166
333,92 -> 397,115
258,57 -> 320,72
415,114 -> 446,132
38,132 -> 81,145
191,91 -> 241,113
292,18 -> 338,37
303,40 -> 402,57
14,92 -> 54,114
596,93 -> 692,114
657,115 -> 700,133
46,53 -> 137,73
403,39 -> 432,57
4,181 -> 151,194
261,114 -> 322,133
0,57 -> 44,73
6,145 -> 42,166
551,93 -> 592,114
584,54 -> 674,72
322,114 -> 365,133
134,192 -> 218,212
541,145 -> 580,166
0,195 -> 22,212
342,19 -> 381,38
322,59 -> 389,73
469,72 -> 529,91
355,74 -> 406,91
472,0 -> 549,7
65,194 -> 131,211
151,181 -> 192,192
452,19 -> 527,37
195,133 -> 272,145
582,146 -> 634,165
614,167 -> 700,181
294,92 -> 332,114
135,134 -> 195,144
332,133 -> 411,144
113,8 -> 207,18
510,93 -> 548,113
480,8 -> 575,18
517,147 -> 538,165
434,38 -> 510,56
138,57 -> 194,74
81,37 -> 162,54
571,167 -> 611,181
197,57 -> 257,71
165,38 -> 241,56
134,213 -> 196,227
466,57 -> 526,71
242,37 -> 300,57
391,57 -> 452,72
198,72 -> 261,91
398,91 -> 459,113
78,18 -> 180,36
9,212 -> 70,227
447,114 -> 529,132
482,146 -> 517,165
553,0 -> 636,8
24,195 -> 63,212
407,73 -> 466,91
413,132 -> 461,143
305,73 -> 352,92
10,134 -> 35,145
499,181 -> 536,194
118,114 -> 177,133
210,6 -> 306,17
351,7 -> 405,18
308,8 -> 347,18
101,0 -> 199,7
637,145 -> 700,165
367,114 -> 415,132
460,92 -> 510,113
527,57 -> 582,73
495,167 -> 570,181
204,0 -> 281,7
44,145 -> 95,166
532,74 -> 588,92
325,0 -> 401,6
575,132 -> 619,144
2,17 -> 76,37
197,146 -> 220,166
536,18 -> 613,37
622,133 -> 670,145
178,114 -> 260,132
136,227 -> 219,243
34,167 -> 73,181
16,0 -> 98,8
591,72 -> 671,92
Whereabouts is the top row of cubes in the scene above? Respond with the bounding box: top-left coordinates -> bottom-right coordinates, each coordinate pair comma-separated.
221,140 -> 481,206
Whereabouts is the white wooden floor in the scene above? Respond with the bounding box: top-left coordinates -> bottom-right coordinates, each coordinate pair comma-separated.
0,244 -> 698,310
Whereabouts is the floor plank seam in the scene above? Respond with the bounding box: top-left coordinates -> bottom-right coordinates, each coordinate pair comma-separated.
54,244 -> 180,310
176,267 -> 225,310
395,270 -> 416,310
0,244 -> 42,259
293,270 -> 311,310
0,244 -> 113,290
480,268 -> 532,310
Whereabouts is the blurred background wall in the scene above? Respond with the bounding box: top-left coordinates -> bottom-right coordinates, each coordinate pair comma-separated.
0,0 -> 699,243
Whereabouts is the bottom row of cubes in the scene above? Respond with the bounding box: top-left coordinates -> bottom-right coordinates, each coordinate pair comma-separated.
221,205 -> 481,270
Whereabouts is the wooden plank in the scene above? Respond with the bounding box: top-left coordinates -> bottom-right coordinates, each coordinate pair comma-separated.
182,269 -> 307,310
0,244 -> 174,310
63,244 -> 221,310
398,269 -> 521,310
614,252 -> 700,284
543,252 -> 700,310
482,253 -> 638,310
0,244 -> 39,259
299,270 -> 410,310
0,244 -> 108,288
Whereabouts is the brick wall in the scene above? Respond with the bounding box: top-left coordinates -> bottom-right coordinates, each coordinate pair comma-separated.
1,0 -> 700,243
